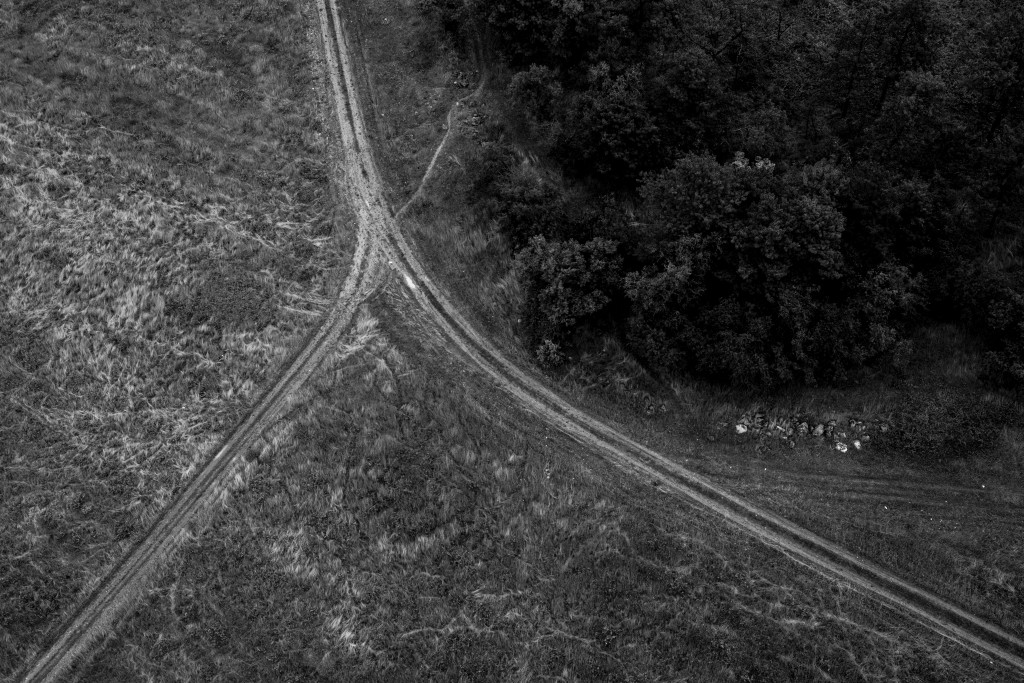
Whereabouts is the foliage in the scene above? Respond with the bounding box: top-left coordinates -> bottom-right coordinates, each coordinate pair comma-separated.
959,264 -> 1024,388
624,154 -> 920,388
507,64 -> 563,124
555,65 -> 665,186
446,0 -> 1024,389
877,388 -> 1016,466
516,235 -> 622,361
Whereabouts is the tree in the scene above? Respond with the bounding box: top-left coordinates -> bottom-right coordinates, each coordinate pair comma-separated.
826,0 -> 949,146
624,154 -> 919,387
555,65 -> 665,186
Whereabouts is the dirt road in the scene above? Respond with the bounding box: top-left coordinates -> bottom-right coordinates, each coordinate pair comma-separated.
321,0 -> 1024,675
13,6 -> 387,680
17,0 -> 1024,680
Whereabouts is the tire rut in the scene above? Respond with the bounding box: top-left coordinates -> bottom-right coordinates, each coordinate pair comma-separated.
18,0 -> 1024,679
14,4 -> 387,681
324,0 -> 1024,675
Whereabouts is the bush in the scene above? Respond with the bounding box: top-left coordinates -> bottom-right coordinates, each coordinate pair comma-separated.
507,64 -> 563,127
958,263 -> 1024,389
477,149 -> 616,250
416,0 -> 470,37
878,388 -> 1016,466
515,235 -> 622,357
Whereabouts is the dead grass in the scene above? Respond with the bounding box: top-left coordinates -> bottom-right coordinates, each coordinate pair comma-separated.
0,0 -> 353,673
67,297 -> 1013,681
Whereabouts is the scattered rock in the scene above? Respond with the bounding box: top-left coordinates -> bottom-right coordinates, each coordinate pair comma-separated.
726,411 -> 877,452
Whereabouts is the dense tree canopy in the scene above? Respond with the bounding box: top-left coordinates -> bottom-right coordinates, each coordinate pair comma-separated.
429,0 -> 1024,389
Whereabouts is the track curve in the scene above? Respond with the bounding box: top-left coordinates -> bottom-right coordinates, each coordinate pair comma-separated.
322,0 -> 1024,675
17,1 -> 1024,679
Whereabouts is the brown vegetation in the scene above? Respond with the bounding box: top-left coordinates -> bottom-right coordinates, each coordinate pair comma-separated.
0,0 -> 352,672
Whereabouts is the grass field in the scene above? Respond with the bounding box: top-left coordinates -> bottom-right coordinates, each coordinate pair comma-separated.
0,0 -> 356,673
350,0 -> 481,207
3,0 -> 1022,678
70,291 -> 1013,681
352,0 -> 1024,649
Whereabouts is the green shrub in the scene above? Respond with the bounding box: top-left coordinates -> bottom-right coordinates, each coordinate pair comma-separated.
877,388 -> 1016,466
507,64 -> 563,126
555,66 -> 665,187
515,235 -> 622,360
958,263 -> 1024,389
416,0 -> 470,37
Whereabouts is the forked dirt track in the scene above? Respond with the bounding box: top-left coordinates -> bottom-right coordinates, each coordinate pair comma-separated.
13,6 -> 389,679
15,0 -> 1024,680
16,223 -> 383,682
322,0 -> 1024,676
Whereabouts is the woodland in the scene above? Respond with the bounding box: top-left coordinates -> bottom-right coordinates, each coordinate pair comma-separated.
424,0 -> 1024,390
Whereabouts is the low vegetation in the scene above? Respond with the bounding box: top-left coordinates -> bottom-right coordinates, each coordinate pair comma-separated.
71,303 -> 1009,681
362,0 -> 1024,651
3,0 -> 1022,678
0,0 -> 351,672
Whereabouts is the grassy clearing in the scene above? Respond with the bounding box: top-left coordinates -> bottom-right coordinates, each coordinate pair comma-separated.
350,0 -> 478,206
70,295 -> 1012,681
347,0 -> 1024,647
0,0 -> 354,672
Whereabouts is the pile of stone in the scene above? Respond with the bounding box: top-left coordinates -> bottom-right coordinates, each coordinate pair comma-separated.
451,71 -> 477,88
733,412 -> 890,453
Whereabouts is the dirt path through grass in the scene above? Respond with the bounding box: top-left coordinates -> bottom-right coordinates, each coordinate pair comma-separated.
396,75 -> 488,220
19,202 -> 381,683
14,3 -> 391,679
18,0 -> 1024,678
322,0 -> 1024,675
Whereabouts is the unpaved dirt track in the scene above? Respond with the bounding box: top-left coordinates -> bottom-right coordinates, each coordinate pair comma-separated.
322,0 -> 1024,675
17,227 -> 381,683
13,6 -> 389,681
17,0 -> 1024,679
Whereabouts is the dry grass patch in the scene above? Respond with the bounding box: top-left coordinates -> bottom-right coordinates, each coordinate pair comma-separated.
65,296 -> 1013,681
349,0 -> 476,203
0,0 -> 354,672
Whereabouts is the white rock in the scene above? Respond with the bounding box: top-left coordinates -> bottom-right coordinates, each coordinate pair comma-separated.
835,442 -> 848,453
735,424 -> 748,434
